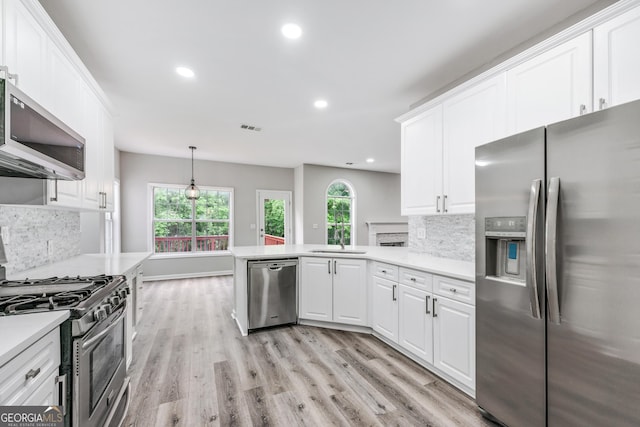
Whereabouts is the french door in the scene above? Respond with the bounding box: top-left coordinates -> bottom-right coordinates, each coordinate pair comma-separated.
257,190 -> 292,246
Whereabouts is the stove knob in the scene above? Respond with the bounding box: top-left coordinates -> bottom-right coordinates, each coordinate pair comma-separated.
103,304 -> 113,315
110,296 -> 121,306
119,289 -> 128,300
94,308 -> 107,322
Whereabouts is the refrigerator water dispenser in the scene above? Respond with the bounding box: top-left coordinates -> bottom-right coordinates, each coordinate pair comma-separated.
484,217 -> 526,284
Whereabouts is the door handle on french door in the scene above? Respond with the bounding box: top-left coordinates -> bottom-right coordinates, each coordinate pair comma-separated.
546,177 -> 561,324
526,179 -> 542,319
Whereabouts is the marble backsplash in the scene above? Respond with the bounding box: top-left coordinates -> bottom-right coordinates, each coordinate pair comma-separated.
408,214 -> 475,262
0,206 -> 81,275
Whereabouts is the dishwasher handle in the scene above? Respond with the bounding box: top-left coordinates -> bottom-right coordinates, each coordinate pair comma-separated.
268,264 -> 284,271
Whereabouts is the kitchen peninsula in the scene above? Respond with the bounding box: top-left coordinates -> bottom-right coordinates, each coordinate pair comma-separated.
231,245 -> 476,396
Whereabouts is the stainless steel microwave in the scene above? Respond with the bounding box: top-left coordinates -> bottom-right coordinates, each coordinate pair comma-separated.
0,78 -> 85,180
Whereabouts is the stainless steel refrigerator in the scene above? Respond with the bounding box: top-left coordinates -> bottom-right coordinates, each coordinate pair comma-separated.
475,99 -> 640,427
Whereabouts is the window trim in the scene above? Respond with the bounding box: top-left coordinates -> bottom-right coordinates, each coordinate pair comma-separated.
147,183 -> 234,256
324,179 -> 356,245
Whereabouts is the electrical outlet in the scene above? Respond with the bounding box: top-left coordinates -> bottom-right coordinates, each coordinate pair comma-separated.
0,226 -> 9,245
417,227 -> 426,239
312,224 -> 319,229
250,224 -> 256,230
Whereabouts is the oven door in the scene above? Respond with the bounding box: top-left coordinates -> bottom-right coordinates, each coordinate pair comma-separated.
73,303 -> 128,427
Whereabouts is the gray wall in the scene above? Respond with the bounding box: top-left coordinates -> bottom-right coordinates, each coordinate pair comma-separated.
300,164 -> 405,245
119,151 -> 294,278
0,206 -> 81,275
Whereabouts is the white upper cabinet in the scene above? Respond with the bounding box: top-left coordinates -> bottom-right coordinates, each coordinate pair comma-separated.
594,5 -> 640,109
442,74 -> 507,214
1,0 -> 115,211
3,0 -> 48,104
400,105 -> 442,216
506,32 -> 592,133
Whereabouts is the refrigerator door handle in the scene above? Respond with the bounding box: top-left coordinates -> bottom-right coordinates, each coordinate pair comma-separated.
546,177 -> 561,324
526,179 -> 542,319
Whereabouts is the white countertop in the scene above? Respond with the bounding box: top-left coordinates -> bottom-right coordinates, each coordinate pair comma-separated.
230,245 -> 475,281
0,311 -> 69,366
7,252 -> 152,280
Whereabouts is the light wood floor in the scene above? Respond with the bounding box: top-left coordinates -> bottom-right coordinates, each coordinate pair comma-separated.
124,276 -> 493,427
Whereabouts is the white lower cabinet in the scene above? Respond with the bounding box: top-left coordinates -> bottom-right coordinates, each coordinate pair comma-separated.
0,327 -> 61,405
371,276 -> 399,342
398,285 -> 433,364
299,257 -> 367,326
433,295 -> 476,391
370,263 -> 476,393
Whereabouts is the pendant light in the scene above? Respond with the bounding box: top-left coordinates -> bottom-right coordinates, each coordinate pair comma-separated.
185,146 -> 200,200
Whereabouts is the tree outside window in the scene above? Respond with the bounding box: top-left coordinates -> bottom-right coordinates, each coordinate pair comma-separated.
327,181 -> 355,245
152,185 -> 233,253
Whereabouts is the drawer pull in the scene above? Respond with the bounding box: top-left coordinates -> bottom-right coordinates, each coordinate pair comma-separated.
449,287 -> 457,293
25,368 -> 41,380
410,277 -> 416,282
381,269 -> 387,273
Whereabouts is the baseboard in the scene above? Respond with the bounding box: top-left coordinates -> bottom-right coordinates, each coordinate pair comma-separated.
143,270 -> 233,282
298,319 -> 371,335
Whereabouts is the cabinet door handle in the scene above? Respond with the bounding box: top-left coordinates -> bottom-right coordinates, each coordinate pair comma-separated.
334,260 -> 337,275
443,195 -> 448,213
328,260 -> 331,274
433,298 -> 438,317
599,98 -> 607,110
436,195 -> 441,213
426,295 -> 431,314
392,284 -> 397,301
50,178 -> 58,202
579,104 -> 587,115
56,374 -> 67,414
25,368 -> 41,380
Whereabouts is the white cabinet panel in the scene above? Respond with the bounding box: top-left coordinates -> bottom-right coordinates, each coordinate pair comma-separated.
333,259 -> 367,326
22,371 -> 59,406
443,74 -> 507,214
398,284 -> 433,363
594,6 -> 640,109
507,32 -> 592,133
400,105 -> 442,215
299,257 -> 333,322
3,0 -> 48,104
433,296 -> 475,390
82,87 -> 102,210
372,276 -> 398,342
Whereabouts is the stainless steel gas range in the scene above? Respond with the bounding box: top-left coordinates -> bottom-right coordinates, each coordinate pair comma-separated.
0,275 -> 130,427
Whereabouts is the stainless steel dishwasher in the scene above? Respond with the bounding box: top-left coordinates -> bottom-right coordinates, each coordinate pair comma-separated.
248,259 -> 297,331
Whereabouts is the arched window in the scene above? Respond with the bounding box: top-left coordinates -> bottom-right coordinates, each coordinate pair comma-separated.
326,180 -> 356,245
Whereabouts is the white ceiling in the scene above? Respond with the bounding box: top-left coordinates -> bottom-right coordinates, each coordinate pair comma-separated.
39,0 -> 607,173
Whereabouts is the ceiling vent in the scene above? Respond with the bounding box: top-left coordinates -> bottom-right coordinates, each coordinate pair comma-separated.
240,124 -> 262,132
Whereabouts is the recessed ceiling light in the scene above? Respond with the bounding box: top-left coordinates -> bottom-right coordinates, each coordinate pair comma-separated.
281,23 -> 302,39
176,66 -> 195,78
366,158 -> 375,163
314,99 -> 328,109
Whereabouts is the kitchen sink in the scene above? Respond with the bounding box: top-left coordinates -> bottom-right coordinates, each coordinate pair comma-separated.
308,249 -> 367,255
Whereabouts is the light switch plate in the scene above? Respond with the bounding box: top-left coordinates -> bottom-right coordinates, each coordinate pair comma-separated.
312,224 -> 319,229
417,227 -> 426,239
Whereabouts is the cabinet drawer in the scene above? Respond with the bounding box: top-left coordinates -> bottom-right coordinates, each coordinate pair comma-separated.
434,275 -> 475,304
399,267 -> 433,292
373,262 -> 399,281
0,327 -> 61,405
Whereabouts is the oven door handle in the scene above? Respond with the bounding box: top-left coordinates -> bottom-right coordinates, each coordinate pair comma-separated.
82,308 -> 126,350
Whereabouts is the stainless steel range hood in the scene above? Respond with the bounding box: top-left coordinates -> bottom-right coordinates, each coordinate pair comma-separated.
0,78 -> 85,180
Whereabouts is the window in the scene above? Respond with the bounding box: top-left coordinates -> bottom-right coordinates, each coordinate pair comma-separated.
151,184 -> 233,254
326,180 -> 355,245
